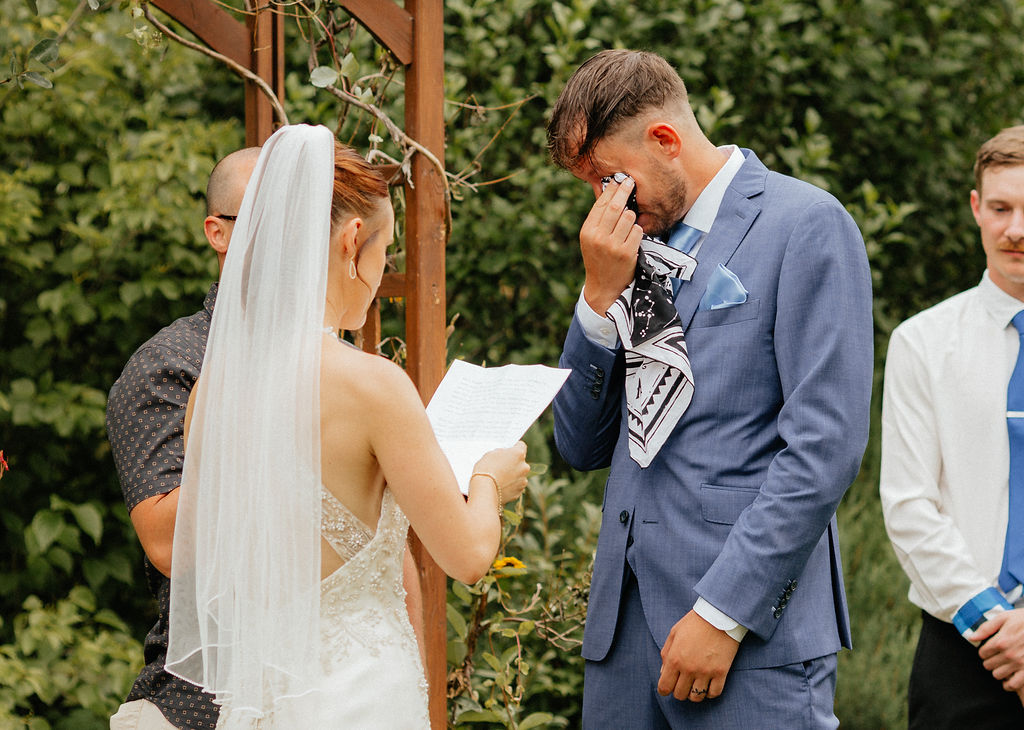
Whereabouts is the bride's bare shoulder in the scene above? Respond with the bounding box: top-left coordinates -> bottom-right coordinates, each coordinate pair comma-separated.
321,337 -> 419,407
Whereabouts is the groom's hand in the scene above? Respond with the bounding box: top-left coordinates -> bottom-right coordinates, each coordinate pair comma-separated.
657,610 -> 740,703
580,176 -> 643,316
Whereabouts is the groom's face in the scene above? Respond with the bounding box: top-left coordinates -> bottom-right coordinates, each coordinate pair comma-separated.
570,128 -> 688,240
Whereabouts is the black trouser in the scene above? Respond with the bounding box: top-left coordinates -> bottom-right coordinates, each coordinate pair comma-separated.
909,610 -> 1024,729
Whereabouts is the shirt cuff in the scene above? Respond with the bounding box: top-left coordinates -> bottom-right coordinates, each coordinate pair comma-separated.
694,597 -> 747,643
953,587 -> 1013,643
575,289 -> 619,349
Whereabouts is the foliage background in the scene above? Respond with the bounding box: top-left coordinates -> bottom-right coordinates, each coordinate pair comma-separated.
3,0 -> 1024,727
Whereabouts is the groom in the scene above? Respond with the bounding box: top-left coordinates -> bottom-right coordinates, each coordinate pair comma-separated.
548,50 -> 873,727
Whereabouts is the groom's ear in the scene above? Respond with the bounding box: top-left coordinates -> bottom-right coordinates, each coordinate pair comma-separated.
647,122 -> 683,160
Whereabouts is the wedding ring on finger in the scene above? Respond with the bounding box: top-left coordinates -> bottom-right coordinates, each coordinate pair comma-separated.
689,686 -> 708,697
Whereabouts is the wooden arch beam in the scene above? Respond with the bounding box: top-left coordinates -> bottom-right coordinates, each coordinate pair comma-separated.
339,0 -> 413,66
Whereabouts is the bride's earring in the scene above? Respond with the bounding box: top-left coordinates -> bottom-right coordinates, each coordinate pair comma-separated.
348,258 -> 358,280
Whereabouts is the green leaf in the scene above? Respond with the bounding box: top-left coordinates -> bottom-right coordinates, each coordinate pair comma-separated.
82,557 -> 108,589
339,52 -> 359,81
68,585 -> 96,612
29,38 -> 59,67
24,0 -> 38,13
481,651 -> 502,672
520,713 -> 556,730
454,709 -> 504,723
70,503 -> 103,544
29,510 -> 63,553
310,65 -> 338,88
446,637 -> 466,665
22,72 -> 52,89
105,552 -> 135,584
48,546 -> 73,573
452,580 -> 472,604
446,602 -> 467,640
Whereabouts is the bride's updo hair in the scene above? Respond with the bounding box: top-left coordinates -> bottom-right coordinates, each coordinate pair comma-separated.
330,142 -> 390,232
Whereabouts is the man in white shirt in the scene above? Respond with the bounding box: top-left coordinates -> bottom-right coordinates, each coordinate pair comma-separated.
881,125 -> 1024,728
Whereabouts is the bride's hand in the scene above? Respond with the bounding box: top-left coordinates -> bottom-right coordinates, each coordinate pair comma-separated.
473,442 -> 530,504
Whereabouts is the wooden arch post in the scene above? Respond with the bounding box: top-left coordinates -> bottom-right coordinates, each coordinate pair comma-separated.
146,1 -> 449,726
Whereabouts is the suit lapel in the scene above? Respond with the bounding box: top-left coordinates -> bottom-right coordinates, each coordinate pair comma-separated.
675,150 -> 766,330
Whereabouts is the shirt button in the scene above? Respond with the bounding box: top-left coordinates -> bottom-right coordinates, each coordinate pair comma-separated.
619,510 -> 629,524
626,535 -> 634,547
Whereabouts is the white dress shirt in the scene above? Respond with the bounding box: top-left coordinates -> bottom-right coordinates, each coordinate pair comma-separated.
881,271 -> 1024,629
575,145 -> 748,640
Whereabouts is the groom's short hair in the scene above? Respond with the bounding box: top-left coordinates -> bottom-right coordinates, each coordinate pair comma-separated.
547,49 -> 690,170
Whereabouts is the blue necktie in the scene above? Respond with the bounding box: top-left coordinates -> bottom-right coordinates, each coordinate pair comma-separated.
999,310 -> 1024,592
667,221 -> 702,254
665,223 -> 702,297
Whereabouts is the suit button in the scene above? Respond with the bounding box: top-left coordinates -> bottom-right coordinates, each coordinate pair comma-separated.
619,510 -> 629,524
626,535 -> 634,547
773,608 -> 784,619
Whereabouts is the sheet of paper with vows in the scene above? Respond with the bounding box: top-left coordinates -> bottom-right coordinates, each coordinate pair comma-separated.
425,360 -> 572,495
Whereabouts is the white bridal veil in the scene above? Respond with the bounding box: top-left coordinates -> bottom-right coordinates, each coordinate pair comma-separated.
167,124 -> 334,727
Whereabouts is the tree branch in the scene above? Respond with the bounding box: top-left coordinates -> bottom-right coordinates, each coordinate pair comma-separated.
140,1 -> 289,127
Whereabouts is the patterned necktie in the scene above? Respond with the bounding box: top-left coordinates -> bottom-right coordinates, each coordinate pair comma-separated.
999,310 -> 1024,593
604,223 -> 701,467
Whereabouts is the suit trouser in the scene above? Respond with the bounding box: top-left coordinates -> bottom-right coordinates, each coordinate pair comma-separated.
110,699 -> 179,730
909,610 -> 1024,730
582,567 -> 839,729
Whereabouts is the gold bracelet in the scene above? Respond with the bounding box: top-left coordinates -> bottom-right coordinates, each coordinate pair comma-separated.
471,472 -> 503,518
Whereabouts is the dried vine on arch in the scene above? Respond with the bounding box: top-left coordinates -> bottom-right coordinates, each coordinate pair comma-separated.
139,0 -> 535,250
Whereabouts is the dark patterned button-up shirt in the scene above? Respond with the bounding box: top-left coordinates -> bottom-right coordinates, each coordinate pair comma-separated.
106,284 -> 219,729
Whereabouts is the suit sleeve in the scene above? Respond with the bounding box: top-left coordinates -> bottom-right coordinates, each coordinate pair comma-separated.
553,315 -> 626,471
694,198 -> 874,640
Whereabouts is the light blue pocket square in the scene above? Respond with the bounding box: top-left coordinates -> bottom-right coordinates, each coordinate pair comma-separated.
698,264 -> 748,311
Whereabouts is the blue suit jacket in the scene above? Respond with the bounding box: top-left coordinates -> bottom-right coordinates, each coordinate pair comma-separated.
554,150 -> 872,670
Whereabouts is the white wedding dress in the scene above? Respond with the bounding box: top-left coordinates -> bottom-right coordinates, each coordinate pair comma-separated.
214,487 -> 430,729
313,487 -> 430,727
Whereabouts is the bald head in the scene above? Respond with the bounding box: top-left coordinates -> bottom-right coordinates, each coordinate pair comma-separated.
206,147 -> 261,217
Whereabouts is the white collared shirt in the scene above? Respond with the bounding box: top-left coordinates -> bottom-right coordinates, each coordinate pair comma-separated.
573,145 -> 748,640
881,272 -> 1024,623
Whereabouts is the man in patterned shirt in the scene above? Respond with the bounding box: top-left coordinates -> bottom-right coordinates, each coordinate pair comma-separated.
107,147 -> 261,729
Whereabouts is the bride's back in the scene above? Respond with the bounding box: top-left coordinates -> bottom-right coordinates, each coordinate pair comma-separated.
318,337 -> 392,579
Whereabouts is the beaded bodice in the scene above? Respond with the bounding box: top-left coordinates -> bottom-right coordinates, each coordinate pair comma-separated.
218,488 -> 428,728
318,488 -> 422,686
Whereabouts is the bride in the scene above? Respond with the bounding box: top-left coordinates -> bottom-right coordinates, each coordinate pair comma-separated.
165,124 -> 529,728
